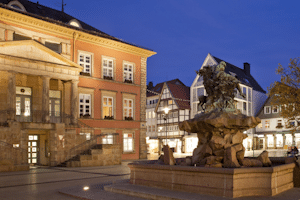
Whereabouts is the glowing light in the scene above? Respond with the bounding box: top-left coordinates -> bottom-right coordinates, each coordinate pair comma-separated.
83,186 -> 89,191
163,107 -> 170,114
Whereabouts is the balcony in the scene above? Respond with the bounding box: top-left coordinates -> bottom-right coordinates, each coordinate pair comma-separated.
0,110 -> 72,124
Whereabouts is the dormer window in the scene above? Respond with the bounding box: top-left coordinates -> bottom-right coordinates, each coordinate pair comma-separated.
68,19 -> 82,28
8,1 -> 27,12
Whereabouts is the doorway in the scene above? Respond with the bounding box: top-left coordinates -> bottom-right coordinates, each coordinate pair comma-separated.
28,135 -> 39,165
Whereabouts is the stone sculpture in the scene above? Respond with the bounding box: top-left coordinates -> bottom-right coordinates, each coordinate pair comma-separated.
178,61 -> 271,168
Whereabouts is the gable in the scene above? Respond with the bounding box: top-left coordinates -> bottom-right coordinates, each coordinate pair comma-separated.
0,40 -> 82,70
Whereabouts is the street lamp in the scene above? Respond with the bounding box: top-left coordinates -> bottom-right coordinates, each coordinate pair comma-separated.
163,107 -> 170,146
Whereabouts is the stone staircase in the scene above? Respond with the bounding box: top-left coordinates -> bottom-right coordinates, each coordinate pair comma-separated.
58,144 -> 121,167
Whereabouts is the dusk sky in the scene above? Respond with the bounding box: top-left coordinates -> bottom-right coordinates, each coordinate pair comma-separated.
37,0 -> 300,92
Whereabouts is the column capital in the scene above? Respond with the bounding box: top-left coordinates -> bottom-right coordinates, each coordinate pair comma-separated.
42,76 -> 51,80
71,79 -> 80,84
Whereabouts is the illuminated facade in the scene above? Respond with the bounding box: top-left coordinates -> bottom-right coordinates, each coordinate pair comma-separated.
0,0 -> 155,170
190,53 -> 267,151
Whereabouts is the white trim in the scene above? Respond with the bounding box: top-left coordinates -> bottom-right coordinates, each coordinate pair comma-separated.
264,106 -> 271,114
78,51 -> 93,76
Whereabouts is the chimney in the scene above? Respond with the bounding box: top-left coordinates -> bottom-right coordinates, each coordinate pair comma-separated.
244,62 -> 250,76
148,82 -> 154,90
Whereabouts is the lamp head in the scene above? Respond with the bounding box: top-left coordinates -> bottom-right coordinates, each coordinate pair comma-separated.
163,107 -> 170,114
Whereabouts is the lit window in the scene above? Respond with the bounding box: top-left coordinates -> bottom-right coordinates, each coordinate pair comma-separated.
102,134 -> 113,144
264,106 -> 271,114
103,58 -> 114,79
123,63 -> 133,83
277,120 -> 282,128
103,97 -> 113,119
79,53 -> 92,75
265,120 -> 270,128
123,133 -> 133,152
79,94 -> 91,117
69,19 -> 82,28
123,99 -> 133,119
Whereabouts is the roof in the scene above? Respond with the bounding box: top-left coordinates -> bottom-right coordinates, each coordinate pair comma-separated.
213,56 -> 266,93
148,79 -> 190,110
0,0 -> 153,51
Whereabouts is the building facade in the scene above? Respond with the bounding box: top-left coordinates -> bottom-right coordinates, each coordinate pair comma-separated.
190,53 -> 267,151
255,96 -> 300,150
146,79 -> 191,154
0,0 -> 155,169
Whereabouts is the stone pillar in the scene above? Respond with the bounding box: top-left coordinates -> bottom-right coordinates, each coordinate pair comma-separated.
7,71 -> 16,121
42,76 -> 50,123
264,134 -> 268,150
273,134 -> 276,149
139,56 -> 148,159
6,30 -> 14,41
292,133 -> 295,146
71,80 -> 79,125
0,28 -> 5,41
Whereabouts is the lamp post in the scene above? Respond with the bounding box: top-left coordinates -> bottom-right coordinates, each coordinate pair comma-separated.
163,107 -> 170,146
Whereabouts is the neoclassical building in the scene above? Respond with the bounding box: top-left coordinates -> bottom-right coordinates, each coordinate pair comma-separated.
190,53 -> 267,151
0,0 -> 155,170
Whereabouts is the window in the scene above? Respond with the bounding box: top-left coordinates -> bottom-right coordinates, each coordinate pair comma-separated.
102,134 -> 113,144
147,126 -> 151,132
123,63 -> 133,83
102,58 -> 114,79
49,90 -> 61,123
265,120 -> 270,128
79,53 -> 92,75
272,106 -> 279,113
152,125 -> 155,132
8,1 -> 27,12
264,106 -> 271,114
16,87 -> 31,122
124,99 -> 133,119
277,120 -> 282,128
168,100 -> 173,105
80,132 -> 91,140
79,94 -> 91,117
152,111 -> 156,118
103,97 -> 113,119
123,133 -> 134,152
45,41 -> 62,53
68,19 -> 82,28
13,33 -> 31,41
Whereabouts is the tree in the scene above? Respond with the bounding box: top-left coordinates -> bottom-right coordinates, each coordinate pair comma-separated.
268,57 -> 300,131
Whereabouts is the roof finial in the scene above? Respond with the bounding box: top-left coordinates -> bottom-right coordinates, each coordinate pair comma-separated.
62,0 -> 66,12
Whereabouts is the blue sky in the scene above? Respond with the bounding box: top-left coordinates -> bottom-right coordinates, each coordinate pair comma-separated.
37,0 -> 300,92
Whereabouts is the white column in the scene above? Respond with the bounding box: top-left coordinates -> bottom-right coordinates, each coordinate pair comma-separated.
42,76 -> 50,123
71,80 -> 79,124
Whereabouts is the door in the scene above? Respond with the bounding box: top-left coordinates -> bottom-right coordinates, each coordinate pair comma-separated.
49,98 -> 61,123
28,135 -> 39,165
259,138 -> 264,150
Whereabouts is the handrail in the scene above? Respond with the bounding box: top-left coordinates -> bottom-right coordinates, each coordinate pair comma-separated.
0,141 -> 28,165
59,134 -> 102,166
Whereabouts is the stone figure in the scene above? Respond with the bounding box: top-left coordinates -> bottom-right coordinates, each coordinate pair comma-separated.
196,61 -> 246,111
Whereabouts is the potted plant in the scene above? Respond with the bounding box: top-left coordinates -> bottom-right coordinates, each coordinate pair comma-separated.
125,116 -> 133,121
103,76 -> 113,80
104,116 -> 114,120
83,114 -> 90,118
124,79 -> 133,84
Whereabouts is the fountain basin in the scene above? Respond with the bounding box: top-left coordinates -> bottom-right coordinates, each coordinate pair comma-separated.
128,162 -> 295,198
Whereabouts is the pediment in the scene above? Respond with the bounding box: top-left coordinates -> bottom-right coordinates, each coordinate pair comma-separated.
0,40 -> 82,71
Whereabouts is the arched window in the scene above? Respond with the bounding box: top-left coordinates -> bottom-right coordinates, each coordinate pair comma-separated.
68,19 -> 82,28
7,1 -> 27,12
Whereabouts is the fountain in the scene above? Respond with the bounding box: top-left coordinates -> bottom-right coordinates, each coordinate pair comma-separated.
128,62 -> 295,198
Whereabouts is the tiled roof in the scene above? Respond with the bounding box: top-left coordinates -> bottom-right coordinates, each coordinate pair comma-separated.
167,83 -> 190,110
148,79 -> 190,110
213,56 -> 266,93
0,0 -> 152,51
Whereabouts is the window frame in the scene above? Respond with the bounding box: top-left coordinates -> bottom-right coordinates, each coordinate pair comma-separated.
123,98 -> 134,120
123,61 -> 134,83
79,93 -> 91,118
102,56 -> 116,80
103,96 -> 114,119
123,133 -> 134,153
102,134 -> 114,144
78,51 -> 93,76
272,106 -> 279,113
264,106 -> 271,114
265,120 -> 270,128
